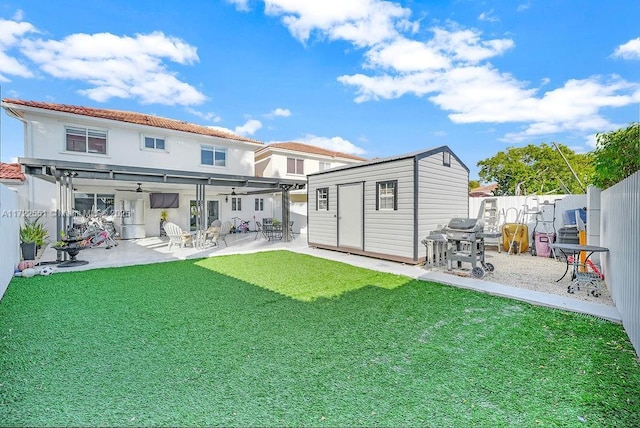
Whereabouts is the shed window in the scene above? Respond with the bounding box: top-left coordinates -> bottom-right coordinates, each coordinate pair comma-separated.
443,151 -> 451,167
376,180 -> 398,211
317,188 -> 329,210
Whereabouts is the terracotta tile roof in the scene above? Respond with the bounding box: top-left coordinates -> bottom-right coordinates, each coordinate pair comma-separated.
469,183 -> 498,197
0,163 -> 26,181
262,142 -> 367,161
2,98 -> 262,145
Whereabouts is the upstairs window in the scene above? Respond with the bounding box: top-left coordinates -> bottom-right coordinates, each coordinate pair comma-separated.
144,136 -> 166,150
201,146 -> 227,167
287,157 -> 304,175
376,180 -> 398,211
66,126 -> 107,154
317,188 -> 329,210
319,161 -> 331,171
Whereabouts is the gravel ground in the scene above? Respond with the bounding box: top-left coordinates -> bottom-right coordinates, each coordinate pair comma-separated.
433,249 -> 614,306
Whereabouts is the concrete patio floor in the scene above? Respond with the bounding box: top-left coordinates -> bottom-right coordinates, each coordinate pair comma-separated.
37,232 -> 621,323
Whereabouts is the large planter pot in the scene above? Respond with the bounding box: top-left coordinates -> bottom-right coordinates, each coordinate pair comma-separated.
21,242 -> 37,260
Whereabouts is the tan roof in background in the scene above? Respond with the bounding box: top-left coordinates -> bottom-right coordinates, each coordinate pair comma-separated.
0,163 -> 26,181
2,99 -> 262,145
469,183 -> 498,197
262,142 -> 367,161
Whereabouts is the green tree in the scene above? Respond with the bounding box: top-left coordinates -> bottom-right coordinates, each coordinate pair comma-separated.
592,122 -> 640,189
468,180 -> 480,192
477,143 -> 594,196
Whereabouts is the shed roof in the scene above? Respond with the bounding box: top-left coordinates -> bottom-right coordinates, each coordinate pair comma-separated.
2,98 -> 262,145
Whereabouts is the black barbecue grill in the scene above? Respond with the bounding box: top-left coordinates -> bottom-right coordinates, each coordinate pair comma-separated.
445,217 -> 496,278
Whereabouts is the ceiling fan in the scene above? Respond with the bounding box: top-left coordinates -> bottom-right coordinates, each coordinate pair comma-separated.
219,187 -> 245,196
115,183 -> 152,193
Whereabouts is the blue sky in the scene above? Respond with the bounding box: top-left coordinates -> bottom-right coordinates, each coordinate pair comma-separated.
1,0 -> 639,180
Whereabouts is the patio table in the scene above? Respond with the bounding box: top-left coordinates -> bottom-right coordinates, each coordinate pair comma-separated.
550,243 -> 609,296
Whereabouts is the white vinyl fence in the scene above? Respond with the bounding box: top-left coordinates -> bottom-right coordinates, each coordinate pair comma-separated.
601,171 -> 640,355
469,194 -> 588,237
0,184 -> 20,299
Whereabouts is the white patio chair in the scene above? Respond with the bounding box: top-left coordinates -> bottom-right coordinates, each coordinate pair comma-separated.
254,221 -> 266,240
219,221 -> 232,246
164,222 -> 193,250
204,224 -> 221,247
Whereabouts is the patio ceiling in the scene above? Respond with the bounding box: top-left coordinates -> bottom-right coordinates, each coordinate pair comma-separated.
18,157 -> 306,193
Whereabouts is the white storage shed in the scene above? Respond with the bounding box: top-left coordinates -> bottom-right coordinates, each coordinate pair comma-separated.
307,146 -> 469,264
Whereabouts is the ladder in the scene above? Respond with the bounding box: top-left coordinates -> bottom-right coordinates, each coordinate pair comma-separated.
477,197 -> 501,252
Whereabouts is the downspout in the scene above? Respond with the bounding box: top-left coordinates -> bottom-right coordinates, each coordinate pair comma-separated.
413,156 -> 420,262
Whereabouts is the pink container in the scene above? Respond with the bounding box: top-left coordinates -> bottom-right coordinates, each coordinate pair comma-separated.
534,232 -> 555,257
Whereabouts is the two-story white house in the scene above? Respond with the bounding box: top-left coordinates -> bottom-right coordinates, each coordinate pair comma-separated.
2,99 -> 305,241
254,142 -> 367,234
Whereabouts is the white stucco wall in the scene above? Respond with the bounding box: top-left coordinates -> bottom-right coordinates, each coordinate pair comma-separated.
0,184 -> 21,300
22,110 -> 258,176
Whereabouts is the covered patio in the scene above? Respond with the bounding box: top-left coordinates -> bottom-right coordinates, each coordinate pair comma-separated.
19,157 -> 307,252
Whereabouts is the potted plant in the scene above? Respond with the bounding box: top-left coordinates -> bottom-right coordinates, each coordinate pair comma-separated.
160,210 -> 168,237
19,215 -> 49,260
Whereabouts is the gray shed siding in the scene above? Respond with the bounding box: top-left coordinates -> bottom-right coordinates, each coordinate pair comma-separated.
308,146 -> 468,263
417,153 -> 469,243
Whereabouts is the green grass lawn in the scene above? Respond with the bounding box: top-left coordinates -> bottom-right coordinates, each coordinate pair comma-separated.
1,250 -> 638,427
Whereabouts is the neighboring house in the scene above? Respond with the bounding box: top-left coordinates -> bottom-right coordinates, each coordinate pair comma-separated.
255,142 -> 367,234
470,183 -> 498,197
255,141 -> 366,181
307,146 -> 469,264
2,99 -> 305,240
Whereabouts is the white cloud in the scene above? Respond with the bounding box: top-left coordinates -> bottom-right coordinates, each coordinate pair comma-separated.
186,107 -> 222,123
249,1 -> 639,148
613,37 -> 640,60
12,9 -> 24,21
297,134 -> 367,155
226,0 -> 251,12
235,119 -> 263,135
478,10 -> 499,23
19,30 -> 205,105
584,134 -> 598,149
263,0 -> 414,46
0,18 -> 37,81
364,38 -> 450,72
265,107 -> 292,118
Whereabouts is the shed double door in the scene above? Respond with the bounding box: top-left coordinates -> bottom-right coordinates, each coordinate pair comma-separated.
338,182 -> 364,250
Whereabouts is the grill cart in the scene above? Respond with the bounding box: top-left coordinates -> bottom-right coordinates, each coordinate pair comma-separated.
445,218 -> 498,278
